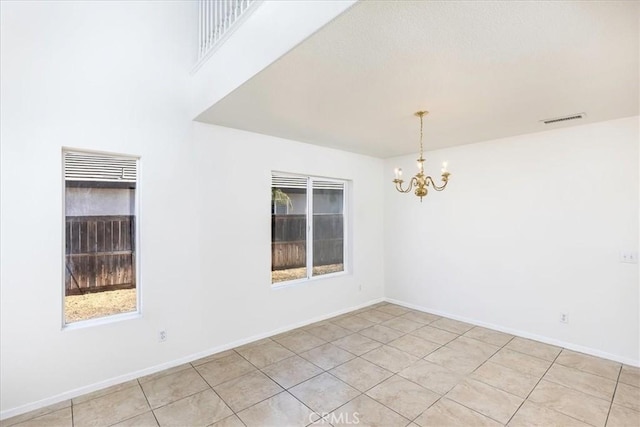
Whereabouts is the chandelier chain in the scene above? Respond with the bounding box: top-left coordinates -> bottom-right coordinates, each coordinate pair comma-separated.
419,113 -> 424,158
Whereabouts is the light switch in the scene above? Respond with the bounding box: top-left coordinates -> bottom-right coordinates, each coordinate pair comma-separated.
620,251 -> 638,264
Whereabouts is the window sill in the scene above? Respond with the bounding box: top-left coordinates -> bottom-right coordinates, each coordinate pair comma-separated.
271,270 -> 350,290
62,310 -> 142,331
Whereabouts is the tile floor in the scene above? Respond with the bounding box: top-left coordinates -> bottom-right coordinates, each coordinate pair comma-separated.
2,302 -> 639,427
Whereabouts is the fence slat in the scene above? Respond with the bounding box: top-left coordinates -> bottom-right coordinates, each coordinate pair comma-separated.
65,215 -> 135,294
272,214 -> 344,270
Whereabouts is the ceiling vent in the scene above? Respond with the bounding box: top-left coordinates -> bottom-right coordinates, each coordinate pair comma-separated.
541,113 -> 586,125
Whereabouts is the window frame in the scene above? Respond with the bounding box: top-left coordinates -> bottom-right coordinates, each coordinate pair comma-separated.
61,147 -> 142,330
271,172 -> 349,288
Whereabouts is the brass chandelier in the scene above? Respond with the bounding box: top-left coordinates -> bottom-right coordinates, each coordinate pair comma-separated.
393,111 -> 450,202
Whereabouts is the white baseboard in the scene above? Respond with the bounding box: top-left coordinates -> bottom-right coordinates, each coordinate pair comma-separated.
385,297 -> 640,367
0,297 -> 384,421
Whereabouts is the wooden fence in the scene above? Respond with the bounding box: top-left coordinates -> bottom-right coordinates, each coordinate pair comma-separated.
65,215 -> 135,295
272,214 -> 343,270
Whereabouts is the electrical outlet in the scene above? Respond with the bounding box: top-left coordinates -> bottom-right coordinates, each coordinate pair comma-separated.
620,251 -> 638,264
560,313 -> 568,324
158,330 -> 167,342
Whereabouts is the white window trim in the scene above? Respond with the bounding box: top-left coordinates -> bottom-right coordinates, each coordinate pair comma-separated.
61,147 -> 142,330
271,172 -> 349,288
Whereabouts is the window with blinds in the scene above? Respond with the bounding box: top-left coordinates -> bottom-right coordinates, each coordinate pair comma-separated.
271,173 -> 347,285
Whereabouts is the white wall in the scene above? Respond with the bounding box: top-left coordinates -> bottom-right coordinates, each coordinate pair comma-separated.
385,116 -> 639,365
0,0 -> 384,417
191,0 -> 356,121
192,122 -> 385,353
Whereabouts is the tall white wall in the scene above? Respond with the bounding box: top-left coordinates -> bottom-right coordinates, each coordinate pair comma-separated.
0,0 -> 384,417
384,116 -> 639,365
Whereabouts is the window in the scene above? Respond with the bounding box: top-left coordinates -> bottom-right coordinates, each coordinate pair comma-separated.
271,173 -> 346,284
63,150 -> 139,324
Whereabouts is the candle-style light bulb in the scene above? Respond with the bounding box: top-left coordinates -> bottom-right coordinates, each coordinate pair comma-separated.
441,161 -> 448,174
394,168 -> 401,180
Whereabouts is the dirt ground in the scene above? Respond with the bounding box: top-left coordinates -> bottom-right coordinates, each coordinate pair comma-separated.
65,289 -> 137,323
65,265 -> 344,321
272,264 -> 344,283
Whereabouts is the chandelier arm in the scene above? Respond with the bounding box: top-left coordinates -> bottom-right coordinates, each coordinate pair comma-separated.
394,177 -> 419,193
426,175 -> 449,191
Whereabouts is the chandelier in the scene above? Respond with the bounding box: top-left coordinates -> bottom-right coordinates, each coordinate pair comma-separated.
393,111 -> 450,202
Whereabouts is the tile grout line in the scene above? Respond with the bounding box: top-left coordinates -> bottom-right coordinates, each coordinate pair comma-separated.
423,333 -> 519,426
189,359 -> 243,422
504,349 -> 568,426
603,364 -> 623,427
505,349 -> 560,424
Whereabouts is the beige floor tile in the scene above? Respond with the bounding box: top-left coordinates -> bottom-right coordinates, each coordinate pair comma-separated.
399,311 -> 441,325
505,337 -> 561,362
191,349 -> 236,367
111,412 -> 158,427
366,375 -> 440,419
508,401 -> 591,427
331,315 -> 376,332
376,304 -> 411,316
446,336 -> 500,359
153,389 -> 232,427
446,379 -> 523,424
555,350 -> 621,381
9,408 -> 72,427
140,367 -> 209,409
300,343 -> 356,370
307,323 -> 352,341
234,338 -> 274,351
369,302 -> 390,308
619,365 -> 640,388
73,385 -> 150,427
237,392 -> 314,427
195,353 -> 257,386
350,306 -> 379,315
213,371 -> 283,412
330,394 -> 409,427
399,359 -> 462,394
359,325 -> 404,343
388,334 -> 440,358
235,340 -> 294,368
471,361 -> 539,398
528,380 -> 610,426
414,398 -> 502,427
332,333 -> 382,356
0,400 -> 71,427
289,372 -> 360,414
464,326 -> 514,347
410,325 -> 458,345
330,358 -> 393,392
209,415 -> 245,427
261,355 -> 323,389
613,383 -> 640,412
72,379 -> 139,404
361,345 -> 418,373
606,404 -> 640,427
138,364 -> 193,384
272,330 -> 326,354
430,318 -> 475,334
544,364 -> 617,401
355,310 -> 395,324
425,346 -> 487,374
380,316 -> 423,333
490,348 -> 552,378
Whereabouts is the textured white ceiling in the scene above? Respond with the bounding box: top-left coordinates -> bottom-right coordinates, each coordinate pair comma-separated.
197,0 -> 639,158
